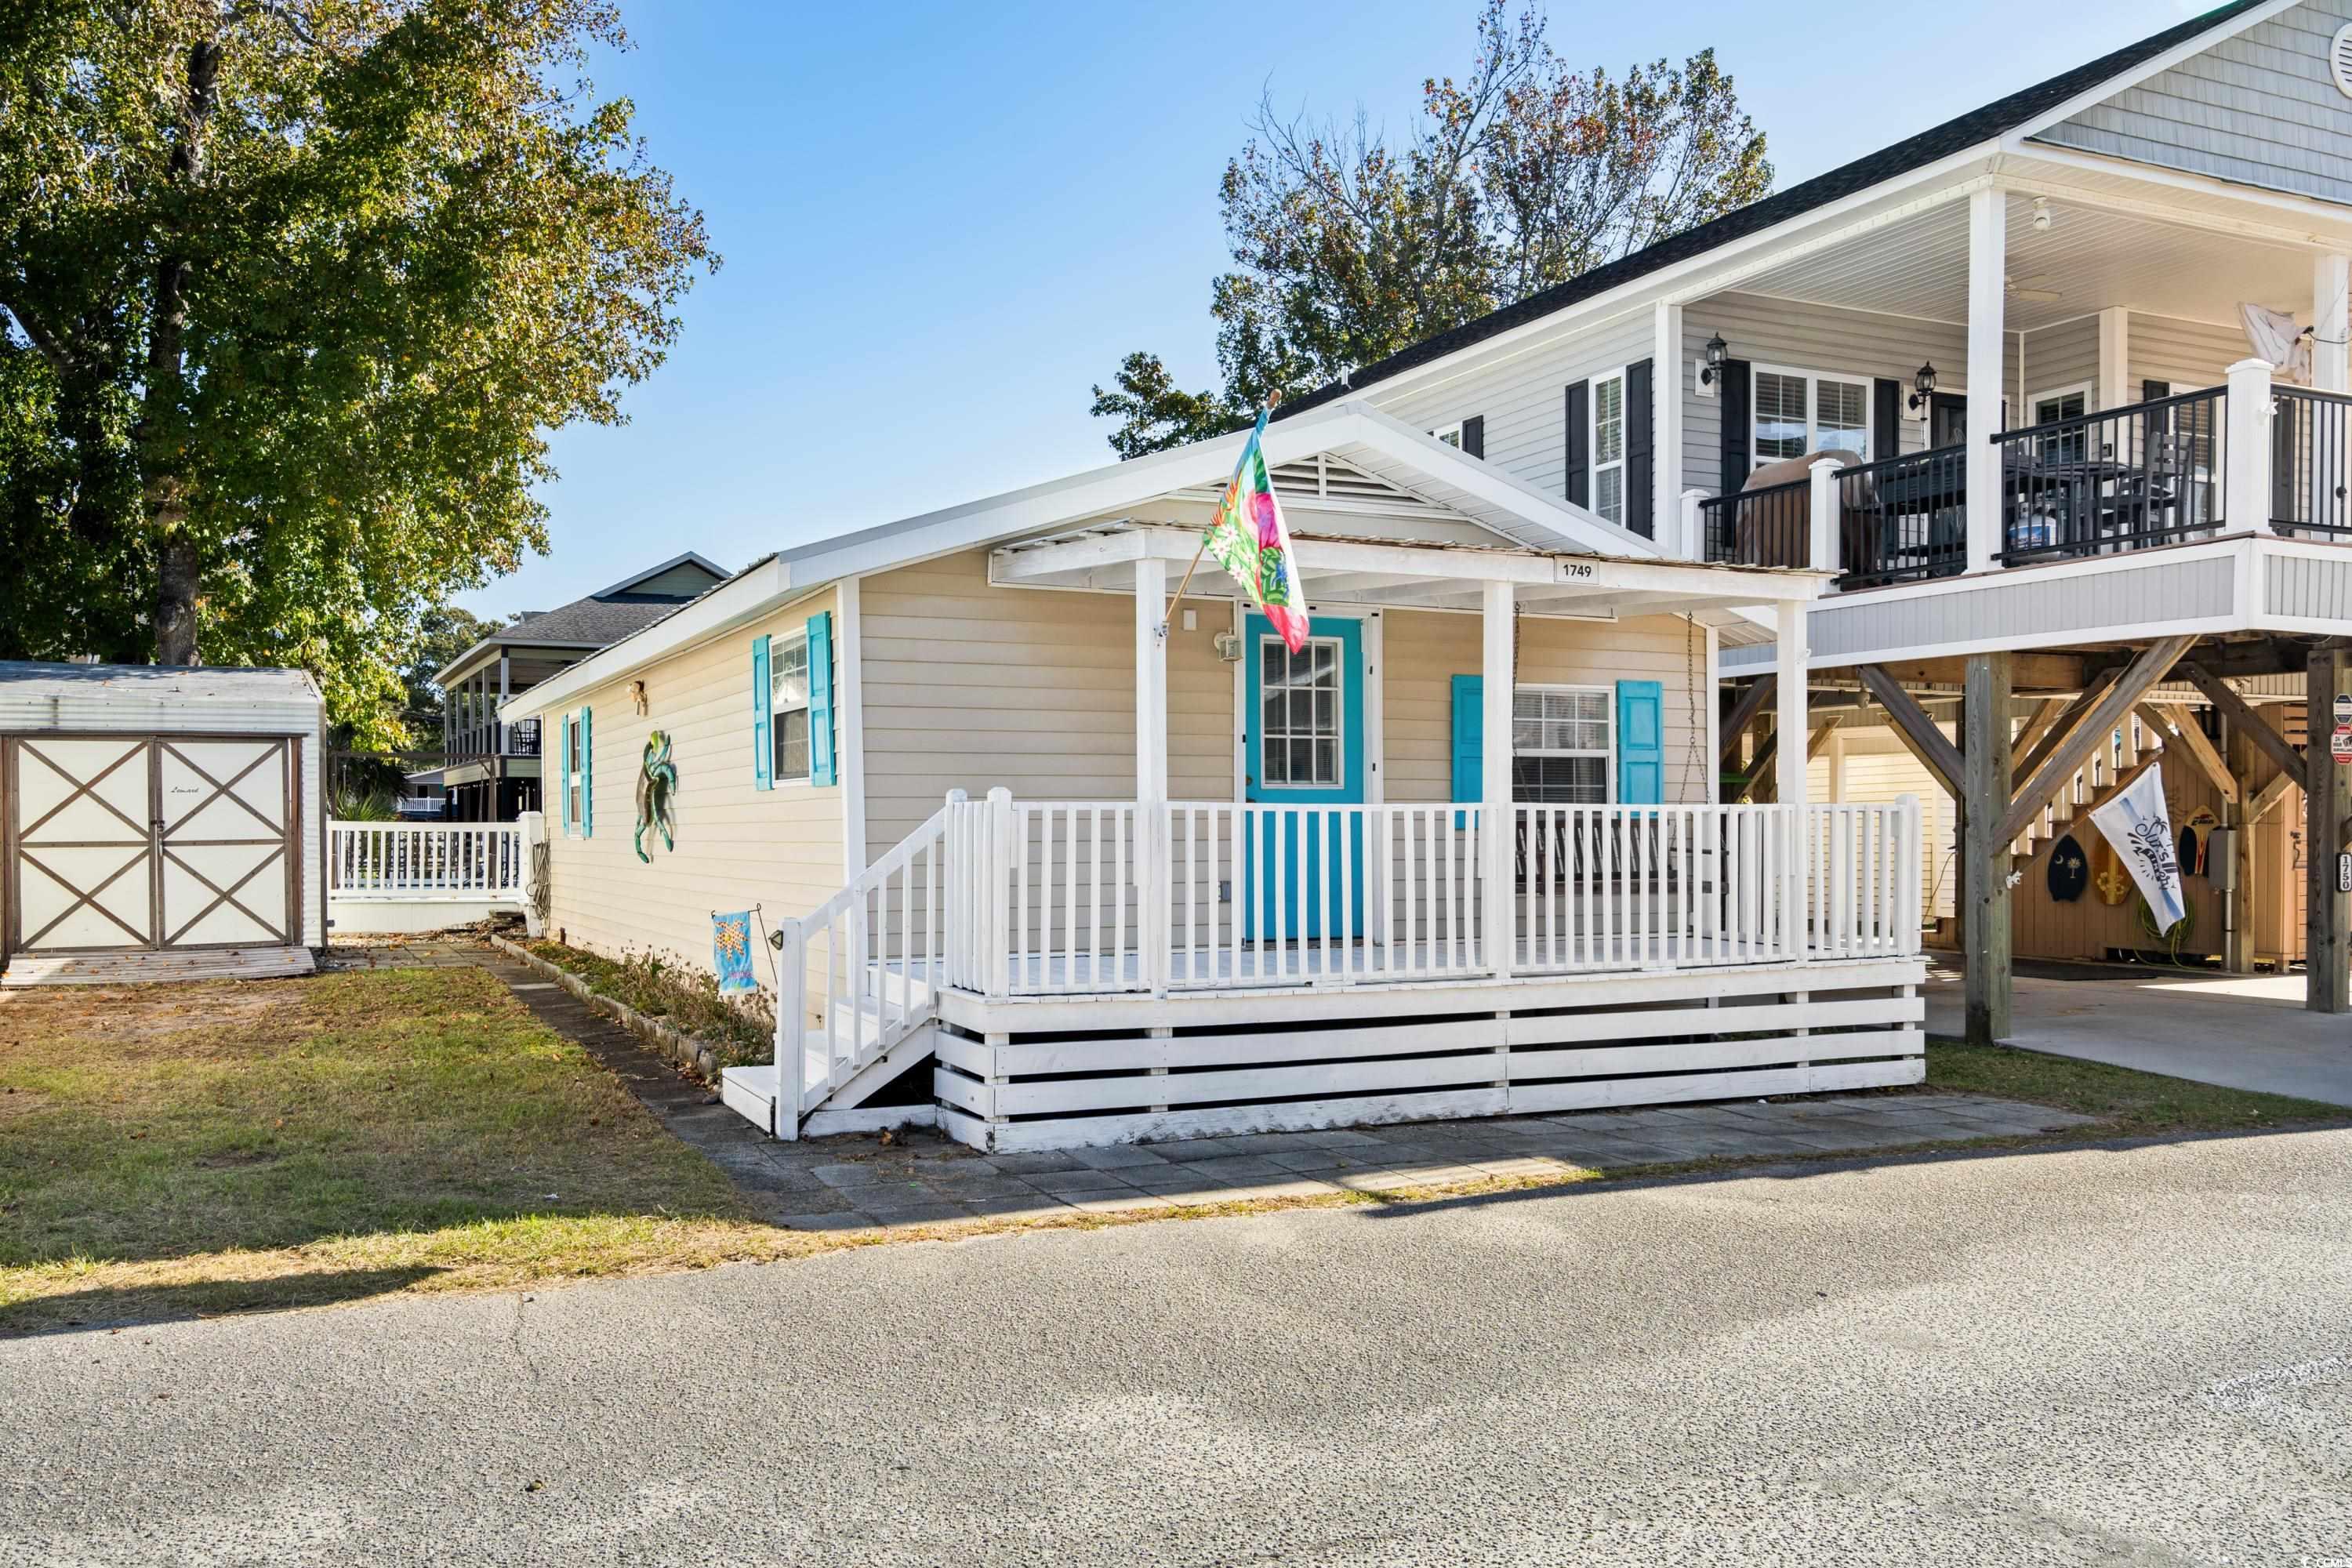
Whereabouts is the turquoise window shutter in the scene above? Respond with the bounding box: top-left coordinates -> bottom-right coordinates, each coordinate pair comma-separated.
751,635 -> 773,790
582,706 -> 594,837
557,715 -> 572,833
806,612 -> 836,786
1450,675 -> 1483,826
1616,680 -> 1663,804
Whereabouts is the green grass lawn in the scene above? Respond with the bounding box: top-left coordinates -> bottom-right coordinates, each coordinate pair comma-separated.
2,963 -> 2339,1337
0,966 -> 808,1334
1924,1036 -> 2342,1133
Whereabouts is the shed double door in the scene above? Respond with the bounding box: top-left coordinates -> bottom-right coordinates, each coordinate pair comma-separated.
5,735 -> 297,954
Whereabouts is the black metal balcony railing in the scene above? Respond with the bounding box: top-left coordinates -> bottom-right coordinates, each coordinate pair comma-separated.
1698,477 -> 1810,568
1831,445 -> 1970,590
1993,386 -> 2226,565
445,716 -> 542,761
2273,387 -> 2352,540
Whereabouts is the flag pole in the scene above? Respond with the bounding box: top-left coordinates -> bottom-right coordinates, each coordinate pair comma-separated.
1160,391 -> 1278,639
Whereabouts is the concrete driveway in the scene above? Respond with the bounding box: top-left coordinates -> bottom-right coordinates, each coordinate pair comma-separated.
1926,956 -> 2352,1107
5,1130 -> 2349,1566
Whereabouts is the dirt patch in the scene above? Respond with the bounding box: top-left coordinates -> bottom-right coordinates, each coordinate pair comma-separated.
0,985 -> 299,1046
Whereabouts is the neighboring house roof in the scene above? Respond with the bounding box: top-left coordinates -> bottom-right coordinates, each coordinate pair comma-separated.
435,555 -> 728,686
1279,0 -> 2273,416
587,551 -> 729,602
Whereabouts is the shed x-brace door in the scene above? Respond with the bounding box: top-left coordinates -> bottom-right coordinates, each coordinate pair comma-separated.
5,735 -> 296,954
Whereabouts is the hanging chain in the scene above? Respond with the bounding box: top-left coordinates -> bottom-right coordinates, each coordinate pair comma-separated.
1682,612 -> 1708,800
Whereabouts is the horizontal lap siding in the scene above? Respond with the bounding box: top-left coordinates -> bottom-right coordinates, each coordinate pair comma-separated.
860,550 -> 1233,866
533,587 -> 844,978
1365,312 -> 1654,500
1383,608 -> 1712,806
2030,1 -> 2352,208
2129,311 -> 2247,394
2022,318 -> 2100,406
1680,294 -> 2020,492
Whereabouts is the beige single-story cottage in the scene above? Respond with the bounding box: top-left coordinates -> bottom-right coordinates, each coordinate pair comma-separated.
505,404 -> 1924,1150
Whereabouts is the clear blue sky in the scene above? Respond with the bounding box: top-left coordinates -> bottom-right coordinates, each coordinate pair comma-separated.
467,0 -> 2198,619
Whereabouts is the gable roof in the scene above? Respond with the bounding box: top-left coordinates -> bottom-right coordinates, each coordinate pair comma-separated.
774,400 -> 1657,588
501,404 -> 1766,720
435,554 -> 729,685
1279,0 -> 2273,417
588,551 -> 728,602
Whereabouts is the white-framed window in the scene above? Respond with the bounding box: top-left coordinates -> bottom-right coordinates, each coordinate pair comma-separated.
769,632 -> 812,783
1259,635 -> 1343,788
1432,421 -> 1463,448
2028,383 -> 2092,464
1752,366 -> 1871,469
1512,685 -> 1612,804
1592,370 -> 1627,526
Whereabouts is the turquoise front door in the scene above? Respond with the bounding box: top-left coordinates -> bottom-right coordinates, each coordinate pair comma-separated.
1243,614 -> 1365,939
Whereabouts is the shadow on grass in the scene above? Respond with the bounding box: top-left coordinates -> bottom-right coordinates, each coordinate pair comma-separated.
1349,1119 -> 2349,1225
1,1265 -> 449,1339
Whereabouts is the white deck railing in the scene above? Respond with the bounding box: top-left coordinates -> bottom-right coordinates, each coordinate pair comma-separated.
327,820 -> 525,901
924,793 -> 1921,1000
763,790 -> 1922,1137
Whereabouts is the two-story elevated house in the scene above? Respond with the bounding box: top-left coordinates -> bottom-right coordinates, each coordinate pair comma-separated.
1279,0 -> 2352,1042
506,0 -> 2351,1152
425,554 -> 726,821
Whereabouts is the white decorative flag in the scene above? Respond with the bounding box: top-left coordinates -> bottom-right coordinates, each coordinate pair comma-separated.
2089,763 -> 2187,931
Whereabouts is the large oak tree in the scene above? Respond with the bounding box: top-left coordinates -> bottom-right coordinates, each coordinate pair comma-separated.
1093,1 -> 1771,458
0,1 -> 713,745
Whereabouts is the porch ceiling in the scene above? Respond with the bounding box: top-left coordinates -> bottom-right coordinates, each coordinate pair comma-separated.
1735,188 -> 2314,335
990,522 -> 1824,617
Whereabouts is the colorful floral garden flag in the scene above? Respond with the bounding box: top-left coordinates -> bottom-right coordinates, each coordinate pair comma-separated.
1203,407 -> 1308,653
712,910 -> 757,996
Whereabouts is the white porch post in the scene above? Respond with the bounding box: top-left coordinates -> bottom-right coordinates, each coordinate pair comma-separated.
1135,555 -> 1169,993
1654,300 -> 1684,554
1776,599 -> 1810,960
2097,307 -> 2131,412
1482,579 -> 1515,978
1965,185 -> 2008,575
2316,253 -> 2350,394
1806,457 -> 1842,575
2227,358 -> 2275,535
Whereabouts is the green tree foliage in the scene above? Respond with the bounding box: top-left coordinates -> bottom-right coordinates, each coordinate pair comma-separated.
0,1 -> 713,746
397,603 -> 508,742
1092,0 -> 1772,457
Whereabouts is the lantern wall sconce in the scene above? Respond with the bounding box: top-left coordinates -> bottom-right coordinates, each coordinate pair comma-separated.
1907,361 -> 1938,412
1695,332 -> 1729,398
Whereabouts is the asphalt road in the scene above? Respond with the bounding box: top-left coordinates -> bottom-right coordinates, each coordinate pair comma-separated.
6,1131 -> 2350,1567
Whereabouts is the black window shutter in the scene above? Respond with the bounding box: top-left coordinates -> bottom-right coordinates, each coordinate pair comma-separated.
1718,359 -> 1751,495
1460,415 -> 1484,459
1624,358 -> 1654,537
1872,378 -> 1900,464
1563,381 -> 1591,506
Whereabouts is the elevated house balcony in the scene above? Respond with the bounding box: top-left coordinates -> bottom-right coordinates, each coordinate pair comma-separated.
1639,183 -> 2352,677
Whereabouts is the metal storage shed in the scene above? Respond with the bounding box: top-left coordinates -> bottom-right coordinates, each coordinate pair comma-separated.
0,662 -> 326,984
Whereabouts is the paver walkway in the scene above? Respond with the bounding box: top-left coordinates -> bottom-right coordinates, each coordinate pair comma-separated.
385,938 -> 2100,1232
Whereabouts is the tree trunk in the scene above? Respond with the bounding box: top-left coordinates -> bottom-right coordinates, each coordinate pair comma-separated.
143,38 -> 223,667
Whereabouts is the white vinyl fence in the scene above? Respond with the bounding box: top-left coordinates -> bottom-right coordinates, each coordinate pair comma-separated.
327,821 -> 528,931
